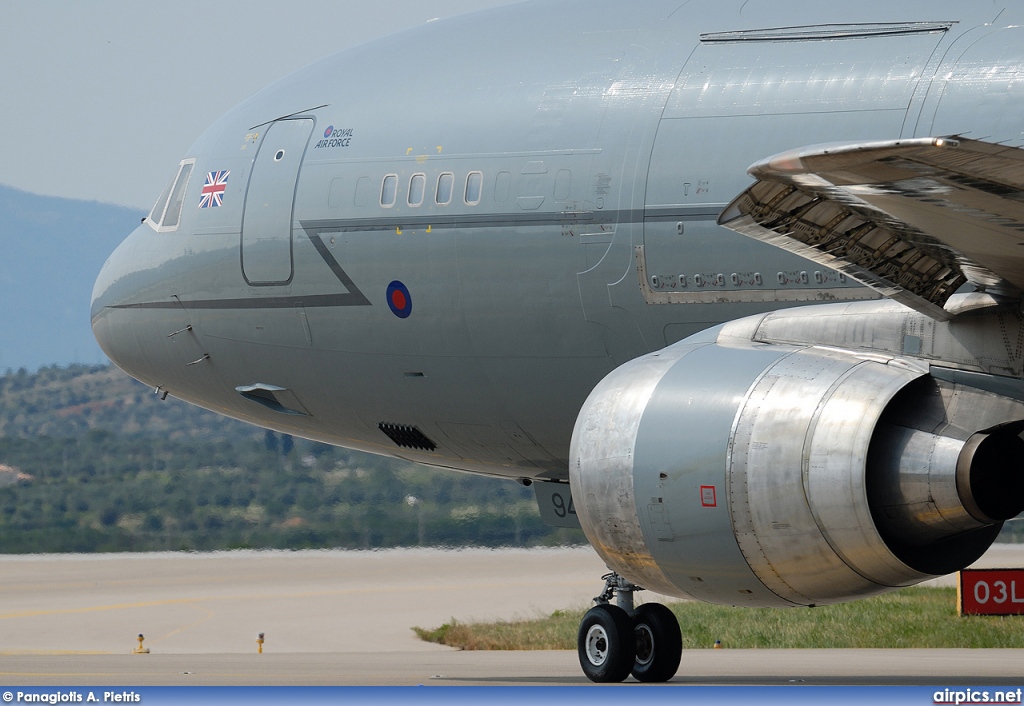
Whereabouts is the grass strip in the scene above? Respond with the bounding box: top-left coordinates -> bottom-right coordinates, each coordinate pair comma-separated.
414,587 -> 1024,650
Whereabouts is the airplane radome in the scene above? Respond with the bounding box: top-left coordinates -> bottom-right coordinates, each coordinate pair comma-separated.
92,0 -> 1024,683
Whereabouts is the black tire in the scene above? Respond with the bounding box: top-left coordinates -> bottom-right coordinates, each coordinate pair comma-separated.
631,602 -> 682,682
577,604 -> 636,683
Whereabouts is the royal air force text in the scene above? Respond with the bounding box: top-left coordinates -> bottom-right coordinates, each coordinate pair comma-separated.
315,128 -> 354,149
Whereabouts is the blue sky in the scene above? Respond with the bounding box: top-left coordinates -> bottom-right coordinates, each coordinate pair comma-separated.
0,1 -> 515,371
0,0 -> 514,209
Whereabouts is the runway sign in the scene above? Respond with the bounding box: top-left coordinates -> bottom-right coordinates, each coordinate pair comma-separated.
958,568 -> 1024,616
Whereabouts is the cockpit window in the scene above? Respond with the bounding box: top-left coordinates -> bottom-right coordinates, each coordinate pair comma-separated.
148,178 -> 175,227
161,162 -> 193,228
147,158 -> 195,232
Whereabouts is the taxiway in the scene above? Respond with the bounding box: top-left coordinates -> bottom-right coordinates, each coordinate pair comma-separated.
0,546 -> 1020,685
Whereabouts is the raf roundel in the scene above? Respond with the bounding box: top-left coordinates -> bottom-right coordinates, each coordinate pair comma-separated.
324,125 -> 334,139
386,281 -> 412,318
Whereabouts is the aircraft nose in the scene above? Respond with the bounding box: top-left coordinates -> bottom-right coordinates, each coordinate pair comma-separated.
90,241 -> 124,327
91,223 -> 160,384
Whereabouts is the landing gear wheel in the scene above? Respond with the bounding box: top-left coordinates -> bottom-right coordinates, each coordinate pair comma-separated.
631,603 -> 682,682
577,604 -> 636,683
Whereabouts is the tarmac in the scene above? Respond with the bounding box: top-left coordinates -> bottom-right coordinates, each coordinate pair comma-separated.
0,545 -> 1021,686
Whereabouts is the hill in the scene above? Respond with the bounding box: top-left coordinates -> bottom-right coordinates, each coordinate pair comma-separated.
0,364 -> 582,553
0,184 -> 144,372
0,363 -> 261,442
3,364 -> 1017,553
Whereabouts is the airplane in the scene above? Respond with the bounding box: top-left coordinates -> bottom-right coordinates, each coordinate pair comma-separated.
91,0 -> 1024,683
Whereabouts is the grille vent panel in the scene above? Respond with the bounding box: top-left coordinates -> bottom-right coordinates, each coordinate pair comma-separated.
378,423 -> 437,451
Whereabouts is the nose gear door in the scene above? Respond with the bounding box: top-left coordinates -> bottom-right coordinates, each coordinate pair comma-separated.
241,118 -> 314,285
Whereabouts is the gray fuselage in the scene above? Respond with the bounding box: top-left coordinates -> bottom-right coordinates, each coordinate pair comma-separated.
91,0 -> 1024,479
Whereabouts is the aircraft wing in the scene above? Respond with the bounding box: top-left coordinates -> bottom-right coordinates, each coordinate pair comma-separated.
718,137 -> 1024,321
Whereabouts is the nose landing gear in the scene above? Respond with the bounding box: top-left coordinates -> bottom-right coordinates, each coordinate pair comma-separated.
577,572 -> 682,683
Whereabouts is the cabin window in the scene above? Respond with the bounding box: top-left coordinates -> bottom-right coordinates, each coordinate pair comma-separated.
147,158 -> 194,232
465,171 -> 483,205
381,174 -> 398,207
436,173 -> 454,205
408,173 -> 426,207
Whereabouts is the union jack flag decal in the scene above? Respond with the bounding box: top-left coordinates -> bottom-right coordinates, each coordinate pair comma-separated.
198,170 -> 230,208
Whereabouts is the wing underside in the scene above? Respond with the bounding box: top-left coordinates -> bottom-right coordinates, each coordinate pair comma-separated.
718,136 -> 1024,321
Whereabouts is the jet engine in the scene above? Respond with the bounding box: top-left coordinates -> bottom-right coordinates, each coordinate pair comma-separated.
570,326 -> 1024,607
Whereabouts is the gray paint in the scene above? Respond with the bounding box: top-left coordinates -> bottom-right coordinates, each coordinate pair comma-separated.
241,119 -> 313,285
631,342 -> 792,606
92,0 -> 1024,604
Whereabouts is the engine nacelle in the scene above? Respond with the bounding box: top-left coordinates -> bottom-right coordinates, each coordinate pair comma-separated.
570,327 -> 1024,607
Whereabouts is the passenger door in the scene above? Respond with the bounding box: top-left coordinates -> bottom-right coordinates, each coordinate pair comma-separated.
241,118 -> 314,285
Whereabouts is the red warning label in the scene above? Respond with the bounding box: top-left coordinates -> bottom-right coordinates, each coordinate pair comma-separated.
700,485 -> 717,508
